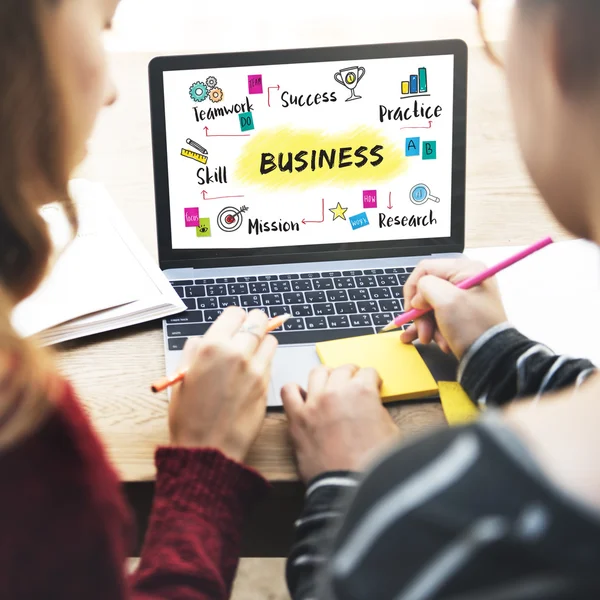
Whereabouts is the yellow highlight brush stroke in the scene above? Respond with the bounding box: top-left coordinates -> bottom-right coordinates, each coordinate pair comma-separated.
236,126 -> 407,191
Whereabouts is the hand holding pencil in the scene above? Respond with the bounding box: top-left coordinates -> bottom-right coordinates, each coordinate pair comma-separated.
398,238 -> 553,358
162,307 -> 284,462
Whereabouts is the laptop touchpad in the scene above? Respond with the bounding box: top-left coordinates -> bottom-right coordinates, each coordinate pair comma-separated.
268,345 -> 321,407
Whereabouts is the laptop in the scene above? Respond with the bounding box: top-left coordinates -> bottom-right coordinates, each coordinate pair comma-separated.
149,40 -> 468,406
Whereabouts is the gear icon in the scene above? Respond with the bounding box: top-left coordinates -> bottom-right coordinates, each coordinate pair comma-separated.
205,76 -> 218,89
189,81 -> 208,103
208,87 -> 224,103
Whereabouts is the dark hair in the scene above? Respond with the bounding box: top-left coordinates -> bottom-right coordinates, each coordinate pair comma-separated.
0,0 -> 76,303
0,0 -> 77,443
521,0 -> 600,94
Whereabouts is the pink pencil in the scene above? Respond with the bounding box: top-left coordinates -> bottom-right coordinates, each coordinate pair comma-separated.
379,236 -> 554,333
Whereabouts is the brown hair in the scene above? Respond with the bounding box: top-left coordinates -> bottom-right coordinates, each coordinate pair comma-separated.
0,0 -> 77,447
521,0 -> 600,94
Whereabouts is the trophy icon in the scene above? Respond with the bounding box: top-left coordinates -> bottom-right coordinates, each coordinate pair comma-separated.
334,66 -> 366,102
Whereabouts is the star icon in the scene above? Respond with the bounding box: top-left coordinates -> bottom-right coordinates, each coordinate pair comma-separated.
329,202 -> 348,221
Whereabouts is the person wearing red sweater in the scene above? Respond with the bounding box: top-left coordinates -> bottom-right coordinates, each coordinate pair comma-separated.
0,1 -> 277,598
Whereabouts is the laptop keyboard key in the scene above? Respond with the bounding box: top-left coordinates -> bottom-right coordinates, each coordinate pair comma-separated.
279,273 -> 299,280
328,315 -> 350,328
216,277 -> 236,283
370,288 -> 391,300
173,287 -> 184,298
372,313 -> 394,327
406,267 -> 415,273
168,338 -> 188,351
306,317 -> 327,329
195,278 -> 214,285
185,285 -> 206,298
391,287 -> 404,299
258,275 -> 279,281
284,318 -> 306,331
335,302 -> 358,315
356,276 -> 376,288
300,272 -> 321,279
241,295 -> 262,307
292,305 -> 313,317
228,283 -> 248,295
385,268 -> 406,274
167,311 -> 205,324
207,285 -> 226,296
349,289 -> 369,301
342,270 -> 363,276
250,282 -> 269,294
283,292 -> 304,305
327,290 -> 348,302
271,328 -> 372,345
305,291 -> 326,303
268,305 -> 290,318
398,274 -> 411,284
380,299 -> 402,312
314,303 -> 335,316
262,294 -> 283,306
167,323 -> 210,337
270,281 -> 291,293
334,277 -> 355,289
322,271 -> 342,278
219,296 -> 240,308
313,278 -> 334,290
377,275 -> 398,286
197,297 -> 218,309
236,276 -> 257,282
292,280 -> 312,292
172,280 -> 193,286
183,298 -> 196,310
204,310 -> 223,322
351,314 -> 372,327
358,301 -> 378,313
364,269 -> 384,275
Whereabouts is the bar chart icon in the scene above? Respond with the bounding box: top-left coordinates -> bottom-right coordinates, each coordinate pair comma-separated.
401,67 -> 429,98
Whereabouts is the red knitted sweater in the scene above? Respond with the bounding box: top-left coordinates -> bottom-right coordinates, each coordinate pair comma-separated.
0,379 -> 269,599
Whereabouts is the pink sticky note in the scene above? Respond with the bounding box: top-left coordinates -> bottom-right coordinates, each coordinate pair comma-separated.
185,207 -> 199,227
363,190 -> 378,209
248,75 -> 263,94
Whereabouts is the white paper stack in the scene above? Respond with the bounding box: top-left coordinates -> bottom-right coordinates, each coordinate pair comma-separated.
11,179 -> 186,345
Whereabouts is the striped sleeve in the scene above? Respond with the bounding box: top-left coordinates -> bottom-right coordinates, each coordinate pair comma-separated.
458,323 -> 596,408
286,326 -> 598,599
286,472 -> 361,600
290,422 -> 600,600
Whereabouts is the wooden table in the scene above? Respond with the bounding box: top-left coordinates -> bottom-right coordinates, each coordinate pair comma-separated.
57,47 -> 570,556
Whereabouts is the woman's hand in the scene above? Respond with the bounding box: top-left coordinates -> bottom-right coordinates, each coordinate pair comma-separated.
169,307 -> 278,462
400,258 -> 508,359
281,365 -> 399,483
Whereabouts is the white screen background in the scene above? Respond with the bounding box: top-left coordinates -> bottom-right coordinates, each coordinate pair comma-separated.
163,54 -> 455,250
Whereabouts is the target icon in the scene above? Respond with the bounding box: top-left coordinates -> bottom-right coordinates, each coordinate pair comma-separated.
217,206 -> 248,233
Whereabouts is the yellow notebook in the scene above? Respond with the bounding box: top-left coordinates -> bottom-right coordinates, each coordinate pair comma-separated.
438,381 -> 480,426
316,333 -> 438,403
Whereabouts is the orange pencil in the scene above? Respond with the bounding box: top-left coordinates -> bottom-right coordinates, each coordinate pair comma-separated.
151,313 -> 291,393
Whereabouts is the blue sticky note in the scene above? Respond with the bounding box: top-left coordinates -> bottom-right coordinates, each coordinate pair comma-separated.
405,137 -> 420,157
239,111 -> 255,132
349,212 -> 370,231
423,141 -> 437,160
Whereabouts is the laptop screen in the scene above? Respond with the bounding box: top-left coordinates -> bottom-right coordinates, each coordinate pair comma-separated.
162,52 -> 456,253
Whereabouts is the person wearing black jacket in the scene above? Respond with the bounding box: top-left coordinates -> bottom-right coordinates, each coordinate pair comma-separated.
282,1 -> 600,598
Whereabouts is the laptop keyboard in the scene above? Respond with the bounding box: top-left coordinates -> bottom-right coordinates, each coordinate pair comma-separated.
165,267 -> 415,350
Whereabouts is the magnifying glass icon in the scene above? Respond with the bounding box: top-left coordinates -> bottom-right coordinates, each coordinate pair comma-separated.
410,184 -> 440,206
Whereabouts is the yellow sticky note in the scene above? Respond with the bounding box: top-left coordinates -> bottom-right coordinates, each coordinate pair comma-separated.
316,334 -> 438,403
438,381 -> 480,426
